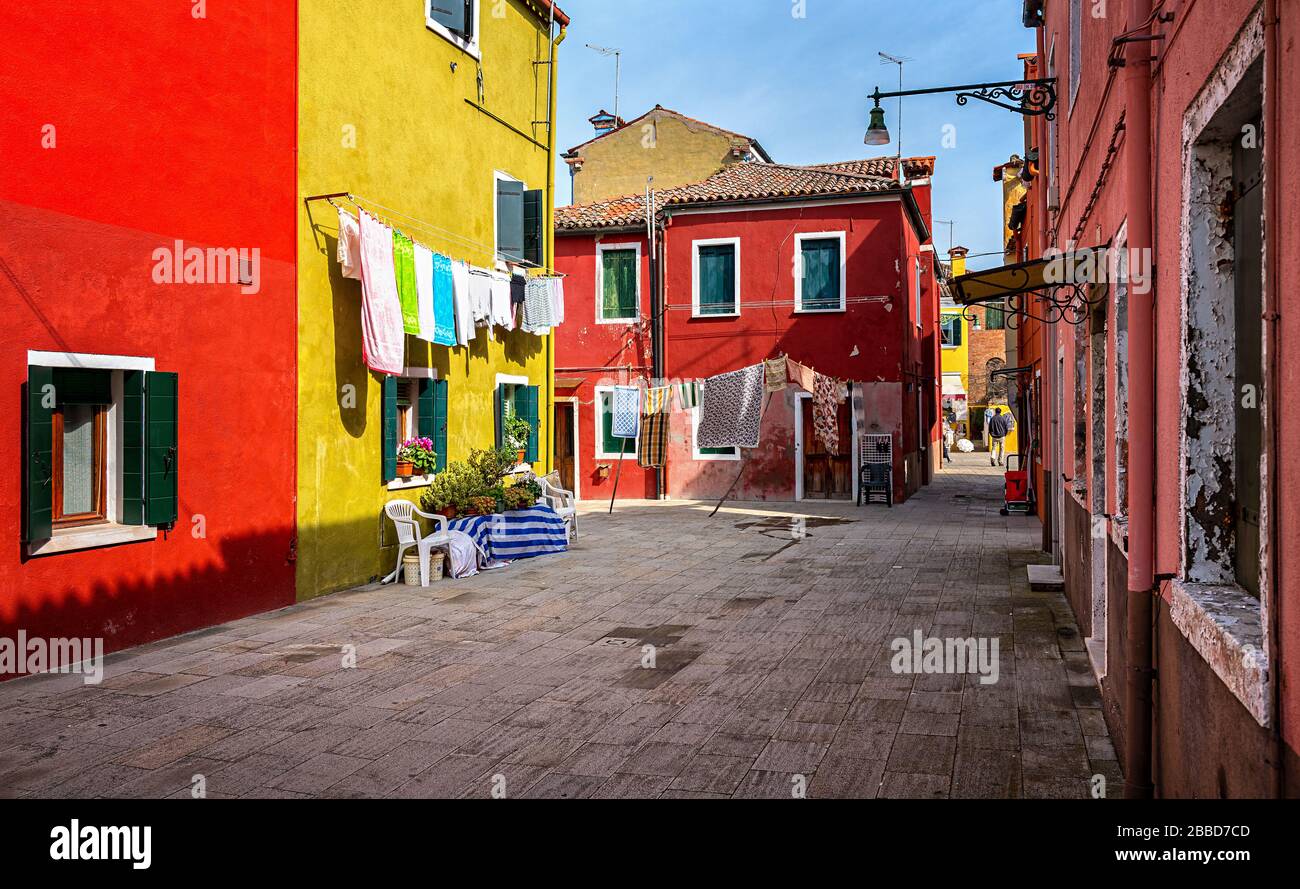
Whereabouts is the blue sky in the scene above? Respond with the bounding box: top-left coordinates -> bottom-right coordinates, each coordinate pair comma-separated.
553,0 -> 1035,269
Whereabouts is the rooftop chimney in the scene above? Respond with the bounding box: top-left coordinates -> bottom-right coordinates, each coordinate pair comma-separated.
589,110 -> 622,137
948,246 -> 970,277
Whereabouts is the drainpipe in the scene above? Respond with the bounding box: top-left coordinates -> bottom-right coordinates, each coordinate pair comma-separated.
1263,0 -> 1284,799
543,12 -> 565,476
1122,0 -> 1155,799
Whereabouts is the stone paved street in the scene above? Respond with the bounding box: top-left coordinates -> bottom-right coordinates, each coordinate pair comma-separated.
0,453 -> 1119,799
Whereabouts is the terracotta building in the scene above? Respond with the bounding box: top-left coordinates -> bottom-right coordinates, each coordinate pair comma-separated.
554,143 -> 942,505
955,0 -> 1299,797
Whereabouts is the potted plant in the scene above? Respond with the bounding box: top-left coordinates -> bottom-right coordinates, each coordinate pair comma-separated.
467,495 -> 498,517
397,437 -> 437,478
503,486 -> 535,511
419,460 -> 478,519
504,413 -> 531,465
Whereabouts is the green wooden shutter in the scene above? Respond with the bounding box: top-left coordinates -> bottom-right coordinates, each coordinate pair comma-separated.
698,244 -> 736,314
432,379 -> 449,472
524,189 -> 545,267
382,375 -> 398,482
800,238 -> 840,309
496,180 -> 525,262
23,366 -> 54,542
418,378 -> 449,473
495,383 -> 507,449
122,369 -> 145,525
520,385 -> 540,463
144,371 -> 178,527
602,249 -> 637,319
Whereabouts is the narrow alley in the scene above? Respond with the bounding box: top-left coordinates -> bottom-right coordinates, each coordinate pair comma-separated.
0,454 -> 1115,799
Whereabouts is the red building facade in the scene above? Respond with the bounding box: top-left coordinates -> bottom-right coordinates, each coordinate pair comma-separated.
1010,0 -> 1299,796
554,158 -> 942,504
0,5 -> 298,661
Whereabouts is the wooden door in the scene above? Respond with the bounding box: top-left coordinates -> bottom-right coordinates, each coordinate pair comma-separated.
553,403 -> 576,495
801,396 -> 852,499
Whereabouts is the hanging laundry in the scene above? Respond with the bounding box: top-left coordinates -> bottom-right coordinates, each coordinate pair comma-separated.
469,268 -> 494,324
764,357 -> 788,393
452,260 -> 474,347
638,411 -> 669,468
489,271 -> 514,330
673,380 -> 700,411
549,276 -> 565,325
611,386 -> 641,439
786,357 -> 815,394
432,253 -> 456,346
521,277 -> 557,334
813,372 -> 842,456
357,210 -> 405,376
698,363 -> 765,449
413,242 -> 436,343
392,230 -> 420,336
510,272 -> 527,306
336,207 -> 362,280
644,386 -> 672,415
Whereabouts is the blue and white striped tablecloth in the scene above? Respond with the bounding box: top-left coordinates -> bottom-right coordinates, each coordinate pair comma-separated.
448,504 -> 568,561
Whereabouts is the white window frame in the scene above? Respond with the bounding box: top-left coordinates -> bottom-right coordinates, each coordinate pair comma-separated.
426,0 -> 481,61
691,237 -> 741,318
914,256 -> 923,329
793,231 -> 847,314
25,350 -> 158,556
493,170 -> 525,271
593,385 -> 636,460
595,241 -> 642,324
691,407 -> 739,462
941,313 -> 962,349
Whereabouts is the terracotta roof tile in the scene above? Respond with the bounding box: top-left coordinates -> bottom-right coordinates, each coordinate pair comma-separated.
556,159 -> 905,231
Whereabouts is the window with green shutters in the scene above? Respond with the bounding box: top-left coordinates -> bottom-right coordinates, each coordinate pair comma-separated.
495,382 -> 541,464
984,302 -> 1006,329
23,362 -> 177,546
496,177 -> 525,263
694,240 -> 739,316
599,246 -> 639,322
797,235 -> 844,311
383,375 -> 450,481
941,314 -> 964,347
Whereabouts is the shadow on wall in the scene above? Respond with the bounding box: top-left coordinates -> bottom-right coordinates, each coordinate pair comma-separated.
1,524 -> 297,679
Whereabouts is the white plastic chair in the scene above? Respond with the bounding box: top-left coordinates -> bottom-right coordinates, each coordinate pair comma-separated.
382,501 -> 451,587
537,472 -> 578,540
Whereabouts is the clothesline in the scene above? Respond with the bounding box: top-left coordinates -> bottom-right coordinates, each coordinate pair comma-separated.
306,191 -> 568,279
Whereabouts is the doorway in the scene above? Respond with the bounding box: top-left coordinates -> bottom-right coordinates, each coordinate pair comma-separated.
553,399 -> 578,498
795,393 -> 853,500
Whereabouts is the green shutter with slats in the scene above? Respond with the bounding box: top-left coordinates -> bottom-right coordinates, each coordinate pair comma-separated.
418,378 -> 449,473
524,189 -> 544,267
602,248 -> 638,320
382,375 -> 398,482
432,379 -> 449,472
600,391 -> 621,454
800,238 -> 840,309
122,369 -> 145,525
144,371 -> 178,527
698,244 -> 736,314
495,383 -> 507,449
497,180 -> 525,262
519,385 -> 540,463
23,366 -> 54,542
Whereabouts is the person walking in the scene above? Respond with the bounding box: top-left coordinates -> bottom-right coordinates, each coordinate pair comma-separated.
942,417 -> 954,464
983,405 -> 995,450
988,407 -> 1012,466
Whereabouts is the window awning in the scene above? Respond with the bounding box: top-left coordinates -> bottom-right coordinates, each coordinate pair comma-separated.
941,373 -> 966,397
949,247 -> 1108,309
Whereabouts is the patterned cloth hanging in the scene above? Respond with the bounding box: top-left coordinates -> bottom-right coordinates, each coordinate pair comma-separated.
638,411 -> 669,468
764,357 -> 788,393
813,372 -> 841,456
697,363 -> 765,449
611,386 -> 641,439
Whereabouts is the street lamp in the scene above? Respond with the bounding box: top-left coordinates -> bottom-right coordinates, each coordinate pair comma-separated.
864,78 -> 1058,145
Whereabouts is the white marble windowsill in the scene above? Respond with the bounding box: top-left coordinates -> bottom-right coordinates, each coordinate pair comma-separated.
1168,579 -> 1270,727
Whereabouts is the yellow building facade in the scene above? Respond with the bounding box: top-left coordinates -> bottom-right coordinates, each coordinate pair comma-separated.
296,0 -> 566,599
563,106 -> 770,204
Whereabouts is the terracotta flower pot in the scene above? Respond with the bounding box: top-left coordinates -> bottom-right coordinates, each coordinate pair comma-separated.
438,507 -> 457,520
516,449 -> 527,464
396,460 -> 415,477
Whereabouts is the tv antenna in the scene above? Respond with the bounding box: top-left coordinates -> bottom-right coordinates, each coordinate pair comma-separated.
935,220 -> 956,253
586,44 -> 622,122
878,51 -> 912,162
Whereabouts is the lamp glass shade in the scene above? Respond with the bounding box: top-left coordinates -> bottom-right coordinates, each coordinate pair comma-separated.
864,104 -> 890,146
